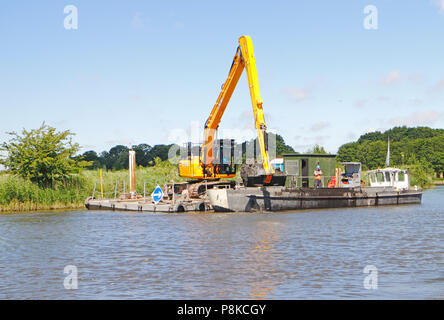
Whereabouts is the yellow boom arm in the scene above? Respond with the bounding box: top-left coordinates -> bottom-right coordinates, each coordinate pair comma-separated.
202,35 -> 274,178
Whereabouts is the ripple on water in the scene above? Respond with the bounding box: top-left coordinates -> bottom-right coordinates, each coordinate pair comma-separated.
0,187 -> 443,299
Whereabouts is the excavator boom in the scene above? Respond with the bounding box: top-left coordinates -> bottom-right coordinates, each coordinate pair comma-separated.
179,36 -> 286,187
202,36 -> 273,174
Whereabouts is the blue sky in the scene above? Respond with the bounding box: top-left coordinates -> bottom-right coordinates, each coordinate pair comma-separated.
1,0 -> 444,154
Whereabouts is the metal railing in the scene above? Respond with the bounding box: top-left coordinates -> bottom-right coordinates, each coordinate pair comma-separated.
286,175 -> 334,188
91,180 -> 154,200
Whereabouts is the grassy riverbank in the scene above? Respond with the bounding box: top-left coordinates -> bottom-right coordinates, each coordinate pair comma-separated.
0,159 -> 183,212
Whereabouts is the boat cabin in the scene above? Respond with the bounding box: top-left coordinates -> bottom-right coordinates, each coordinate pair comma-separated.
366,168 -> 410,190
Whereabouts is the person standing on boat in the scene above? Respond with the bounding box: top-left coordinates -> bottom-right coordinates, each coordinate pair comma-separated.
314,165 -> 323,188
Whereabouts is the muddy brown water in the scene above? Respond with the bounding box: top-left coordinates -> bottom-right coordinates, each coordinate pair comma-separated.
0,187 -> 443,299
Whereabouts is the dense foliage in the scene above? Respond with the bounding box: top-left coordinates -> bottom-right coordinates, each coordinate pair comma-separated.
306,144 -> 329,154
241,133 -> 295,157
337,126 -> 444,186
0,158 -> 183,212
0,124 -> 90,187
357,126 -> 444,144
80,143 -> 177,170
80,133 -> 294,170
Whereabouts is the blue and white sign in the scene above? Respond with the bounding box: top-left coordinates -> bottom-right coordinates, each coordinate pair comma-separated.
151,185 -> 164,204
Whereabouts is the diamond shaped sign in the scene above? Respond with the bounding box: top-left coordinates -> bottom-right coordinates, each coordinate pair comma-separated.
151,185 -> 164,204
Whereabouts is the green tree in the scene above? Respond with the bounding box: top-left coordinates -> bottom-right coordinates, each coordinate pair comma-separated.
337,126 -> 444,185
240,133 -> 295,158
80,150 -> 100,169
274,134 -> 295,155
150,144 -> 176,161
306,144 -> 328,155
103,145 -> 129,170
0,123 -> 90,187
131,143 -> 153,167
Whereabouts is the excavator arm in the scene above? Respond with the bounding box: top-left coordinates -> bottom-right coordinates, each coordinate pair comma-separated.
178,35 -> 286,187
202,35 -> 274,179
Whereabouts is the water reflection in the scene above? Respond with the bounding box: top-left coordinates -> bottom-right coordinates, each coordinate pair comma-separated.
247,221 -> 283,299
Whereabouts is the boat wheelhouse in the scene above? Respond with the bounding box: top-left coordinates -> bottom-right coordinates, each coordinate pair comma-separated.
365,168 -> 410,190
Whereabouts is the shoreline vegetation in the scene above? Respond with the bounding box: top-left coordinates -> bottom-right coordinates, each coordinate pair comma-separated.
0,161 -> 438,213
1,125 -> 442,213
0,159 -> 184,213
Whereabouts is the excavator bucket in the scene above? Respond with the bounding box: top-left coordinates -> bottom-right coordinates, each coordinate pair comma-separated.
240,163 -> 287,187
243,174 -> 287,187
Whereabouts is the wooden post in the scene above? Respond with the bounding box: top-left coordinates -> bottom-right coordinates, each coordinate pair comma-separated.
114,181 -> 118,199
129,150 -> 136,197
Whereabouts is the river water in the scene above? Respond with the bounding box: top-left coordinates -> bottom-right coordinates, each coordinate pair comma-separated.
0,187 -> 443,299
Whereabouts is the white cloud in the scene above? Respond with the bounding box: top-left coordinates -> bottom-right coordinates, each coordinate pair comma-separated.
173,21 -> 185,29
407,73 -> 424,83
377,96 -> 390,102
365,127 -> 388,134
429,79 -> 444,93
131,13 -> 144,29
381,70 -> 400,85
354,99 -> 368,108
105,138 -> 136,146
284,87 -> 310,102
346,132 -> 357,141
310,121 -> 330,131
390,110 -> 442,126
79,144 -> 98,152
434,0 -> 444,13
408,98 -> 423,106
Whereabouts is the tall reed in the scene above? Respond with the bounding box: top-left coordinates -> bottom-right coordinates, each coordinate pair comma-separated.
0,160 -> 184,212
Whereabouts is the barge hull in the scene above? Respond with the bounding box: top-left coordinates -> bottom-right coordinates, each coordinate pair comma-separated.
85,198 -> 210,213
208,187 -> 422,212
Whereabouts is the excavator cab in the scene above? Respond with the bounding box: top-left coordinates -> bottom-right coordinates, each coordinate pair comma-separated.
213,139 -> 237,176
178,139 -> 237,180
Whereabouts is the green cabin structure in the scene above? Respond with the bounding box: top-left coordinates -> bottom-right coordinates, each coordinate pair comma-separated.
282,153 -> 337,187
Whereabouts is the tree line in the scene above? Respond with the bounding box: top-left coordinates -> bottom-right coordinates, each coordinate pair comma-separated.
79,133 -> 296,170
2,123 -> 441,190
337,126 -> 444,177
79,144 -> 176,170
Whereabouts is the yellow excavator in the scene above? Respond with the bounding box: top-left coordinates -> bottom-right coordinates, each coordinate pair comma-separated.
178,35 -> 286,194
